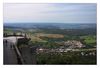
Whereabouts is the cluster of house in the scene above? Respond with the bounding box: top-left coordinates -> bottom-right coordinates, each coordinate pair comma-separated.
64,40 -> 85,48
30,40 -> 85,54
36,48 -> 96,57
80,51 -> 96,56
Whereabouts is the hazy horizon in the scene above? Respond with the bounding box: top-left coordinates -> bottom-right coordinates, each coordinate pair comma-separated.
4,3 -> 96,24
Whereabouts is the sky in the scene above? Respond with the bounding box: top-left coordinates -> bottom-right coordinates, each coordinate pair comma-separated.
3,3 -> 96,23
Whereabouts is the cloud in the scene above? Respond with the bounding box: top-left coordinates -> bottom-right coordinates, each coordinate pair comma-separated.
3,3 -> 96,23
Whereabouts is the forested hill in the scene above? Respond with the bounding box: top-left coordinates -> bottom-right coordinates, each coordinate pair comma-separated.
4,23 -> 96,29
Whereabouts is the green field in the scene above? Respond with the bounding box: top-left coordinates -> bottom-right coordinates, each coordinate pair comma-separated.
80,35 -> 96,46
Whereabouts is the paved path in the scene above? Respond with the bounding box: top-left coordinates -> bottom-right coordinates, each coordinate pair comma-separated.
3,40 -> 18,64
3,36 -> 24,64
4,36 -> 24,44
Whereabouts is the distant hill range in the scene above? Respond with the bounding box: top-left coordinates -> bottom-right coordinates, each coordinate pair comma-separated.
4,23 -> 96,29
